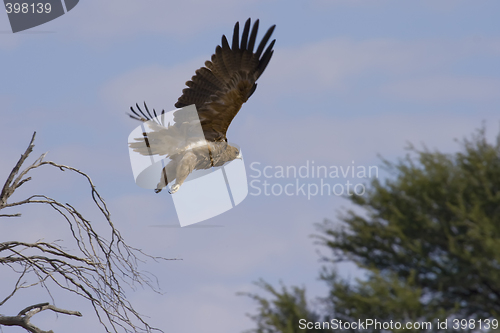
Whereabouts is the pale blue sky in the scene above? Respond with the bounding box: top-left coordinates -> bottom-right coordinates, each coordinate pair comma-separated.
1,1 -> 500,332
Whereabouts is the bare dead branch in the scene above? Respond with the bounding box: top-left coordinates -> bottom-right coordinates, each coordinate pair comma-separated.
0,302 -> 81,333
0,132 -> 36,210
0,132 -> 177,333
18,302 -> 82,318
0,213 -> 21,217
0,266 -> 29,307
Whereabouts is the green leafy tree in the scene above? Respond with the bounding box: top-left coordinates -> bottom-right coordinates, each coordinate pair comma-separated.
245,128 -> 500,332
242,280 -> 330,333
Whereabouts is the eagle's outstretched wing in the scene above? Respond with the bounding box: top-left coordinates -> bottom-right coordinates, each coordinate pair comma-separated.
128,103 -> 206,157
173,18 -> 276,142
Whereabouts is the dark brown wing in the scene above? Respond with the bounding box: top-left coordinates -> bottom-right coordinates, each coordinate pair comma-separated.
174,18 -> 276,142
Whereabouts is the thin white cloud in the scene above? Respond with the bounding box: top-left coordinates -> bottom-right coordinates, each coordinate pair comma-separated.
237,111 -> 498,166
309,0 -> 495,13
102,36 -> 500,109
261,37 -> 500,98
0,17 -> 20,49
99,35 -> 500,173
0,34 -> 21,50
60,0 -> 256,41
101,58 -> 205,114
381,76 -> 500,102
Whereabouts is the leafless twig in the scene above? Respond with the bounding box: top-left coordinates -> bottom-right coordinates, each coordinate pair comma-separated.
0,132 -> 177,333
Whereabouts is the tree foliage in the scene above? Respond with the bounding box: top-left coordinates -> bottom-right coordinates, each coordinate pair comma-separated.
246,128 -> 500,332
242,280 -> 326,333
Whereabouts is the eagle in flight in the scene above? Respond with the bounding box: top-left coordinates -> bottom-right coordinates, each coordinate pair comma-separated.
128,18 -> 276,194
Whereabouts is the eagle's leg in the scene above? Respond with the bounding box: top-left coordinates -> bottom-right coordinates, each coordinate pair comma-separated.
155,160 -> 177,193
169,151 -> 197,194
155,168 -> 167,194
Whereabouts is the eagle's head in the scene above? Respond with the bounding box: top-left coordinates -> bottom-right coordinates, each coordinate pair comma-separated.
226,145 -> 242,161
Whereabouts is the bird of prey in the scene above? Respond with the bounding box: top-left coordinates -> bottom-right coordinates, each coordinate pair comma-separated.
128,18 -> 276,194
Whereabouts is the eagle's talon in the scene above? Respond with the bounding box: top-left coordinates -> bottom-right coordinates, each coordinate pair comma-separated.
169,184 -> 180,194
